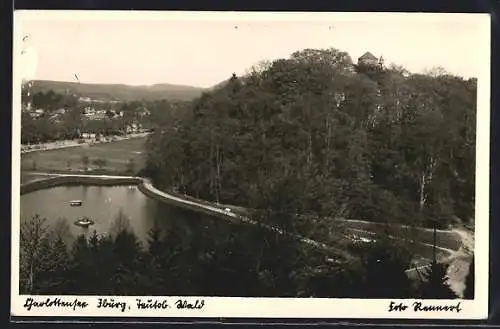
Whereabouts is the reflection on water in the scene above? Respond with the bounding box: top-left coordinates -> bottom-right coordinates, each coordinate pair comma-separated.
20,185 -> 200,243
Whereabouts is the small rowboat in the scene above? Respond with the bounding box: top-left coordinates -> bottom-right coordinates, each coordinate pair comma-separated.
70,200 -> 83,207
74,216 -> 94,228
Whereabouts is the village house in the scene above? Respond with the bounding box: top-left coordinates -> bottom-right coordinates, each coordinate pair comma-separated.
79,96 -> 120,105
81,132 -> 96,139
30,108 -> 45,119
83,107 -> 105,120
108,109 -> 122,119
96,110 -> 107,119
126,122 -> 143,133
79,96 -> 92,103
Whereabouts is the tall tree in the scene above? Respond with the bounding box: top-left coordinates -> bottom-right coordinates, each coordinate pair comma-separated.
20,214 -> 48,294
418,262 -> 458,299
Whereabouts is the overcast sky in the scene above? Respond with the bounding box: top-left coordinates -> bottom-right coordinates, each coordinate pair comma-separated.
15,11 -> 489,88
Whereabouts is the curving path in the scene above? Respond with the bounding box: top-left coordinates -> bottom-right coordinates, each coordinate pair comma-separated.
21,172 -> 354,261
21,171 -> 472,295
21,133 -> 151,154
345,227 -> 457,255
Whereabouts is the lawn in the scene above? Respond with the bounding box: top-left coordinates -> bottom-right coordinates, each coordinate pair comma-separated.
21,137 -> 148,175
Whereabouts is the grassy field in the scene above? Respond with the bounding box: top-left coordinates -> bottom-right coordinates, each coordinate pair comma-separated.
21,137 -> 147,176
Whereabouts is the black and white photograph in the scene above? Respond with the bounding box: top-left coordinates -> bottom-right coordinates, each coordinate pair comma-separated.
12,11 -> 490,319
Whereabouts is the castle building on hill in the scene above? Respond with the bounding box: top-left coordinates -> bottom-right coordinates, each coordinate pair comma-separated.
357,51 -> 379,66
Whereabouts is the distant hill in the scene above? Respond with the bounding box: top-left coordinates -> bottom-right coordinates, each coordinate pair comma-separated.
27,80 -> 206,102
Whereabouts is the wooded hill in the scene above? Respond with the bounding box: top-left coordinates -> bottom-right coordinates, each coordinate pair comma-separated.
144,48 -> 477,230
25,80 -> 205,102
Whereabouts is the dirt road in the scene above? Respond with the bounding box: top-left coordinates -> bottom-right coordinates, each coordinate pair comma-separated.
21,132 -> 150,154
445,227 -> 474,297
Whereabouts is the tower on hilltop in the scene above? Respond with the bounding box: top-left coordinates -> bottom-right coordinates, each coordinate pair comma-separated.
357,52 -> 379,67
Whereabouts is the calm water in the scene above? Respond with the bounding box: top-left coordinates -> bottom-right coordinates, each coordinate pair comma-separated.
20,184 -> 202,243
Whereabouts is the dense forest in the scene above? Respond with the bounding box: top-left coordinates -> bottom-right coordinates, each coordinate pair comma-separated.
20,212 -> 471,299
144,48 -> 476,230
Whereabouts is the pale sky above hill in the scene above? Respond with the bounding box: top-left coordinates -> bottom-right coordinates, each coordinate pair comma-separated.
14,11 -> 490,88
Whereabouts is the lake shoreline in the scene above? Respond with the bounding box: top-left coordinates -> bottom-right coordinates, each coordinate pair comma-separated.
19,171 -> 473,297
20,174 -> 143,195
20,171 -> 470,252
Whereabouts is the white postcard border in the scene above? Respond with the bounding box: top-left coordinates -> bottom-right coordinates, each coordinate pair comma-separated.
11,11 -> 491,320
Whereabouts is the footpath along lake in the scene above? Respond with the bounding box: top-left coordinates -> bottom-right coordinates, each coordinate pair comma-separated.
18,175 -> 472,297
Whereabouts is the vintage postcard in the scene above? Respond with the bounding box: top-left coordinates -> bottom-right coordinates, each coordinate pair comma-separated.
11,11 -> 490,320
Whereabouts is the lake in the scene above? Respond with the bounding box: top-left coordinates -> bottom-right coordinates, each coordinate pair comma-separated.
20,184 -> 204,243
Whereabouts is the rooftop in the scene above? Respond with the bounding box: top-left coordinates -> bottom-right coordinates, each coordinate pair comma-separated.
358,52 -> 378,61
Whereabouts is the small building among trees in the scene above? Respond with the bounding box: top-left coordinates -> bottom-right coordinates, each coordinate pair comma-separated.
358,51 -> 379,66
